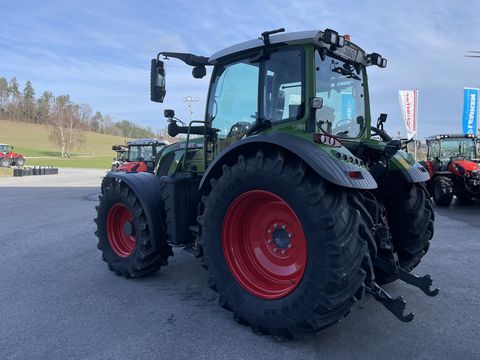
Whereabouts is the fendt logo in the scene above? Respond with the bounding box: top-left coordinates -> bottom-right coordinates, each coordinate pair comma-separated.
468,93 -> 477,134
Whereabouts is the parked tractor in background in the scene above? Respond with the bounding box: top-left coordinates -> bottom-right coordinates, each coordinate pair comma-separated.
112,138 -> 169,173
423,134 -> 480,206
95,29 -> 438,340
111,144 -> 128,170
0,143 -> 25,167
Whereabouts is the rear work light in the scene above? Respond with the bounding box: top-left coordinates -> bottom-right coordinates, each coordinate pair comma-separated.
313,133 -> 342,147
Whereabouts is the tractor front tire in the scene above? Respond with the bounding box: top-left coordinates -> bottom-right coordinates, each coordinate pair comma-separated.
95,179 -> 171,278
381,182 -> 434,273
200,150 -> 371,340
0,158 -> 9,167
432,176 -> 453,206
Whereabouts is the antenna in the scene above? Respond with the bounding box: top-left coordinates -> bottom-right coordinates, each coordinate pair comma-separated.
259,28 -> 285,46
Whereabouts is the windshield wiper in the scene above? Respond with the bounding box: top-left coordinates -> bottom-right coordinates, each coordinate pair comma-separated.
332,66 -> 361,80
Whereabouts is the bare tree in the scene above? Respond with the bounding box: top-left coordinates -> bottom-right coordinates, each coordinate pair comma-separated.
49,95 -> 68,157
49,95 -> 85,158
66,104 -> 86,156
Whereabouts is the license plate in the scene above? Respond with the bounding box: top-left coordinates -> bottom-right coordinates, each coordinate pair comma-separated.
334,46 -> 358,62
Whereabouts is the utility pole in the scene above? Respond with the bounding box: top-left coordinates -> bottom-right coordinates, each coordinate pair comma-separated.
183,96 -> 199,122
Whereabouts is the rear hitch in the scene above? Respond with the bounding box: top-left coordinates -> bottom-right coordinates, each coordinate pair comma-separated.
366,282 -> 414,322
398,268 -> 439,297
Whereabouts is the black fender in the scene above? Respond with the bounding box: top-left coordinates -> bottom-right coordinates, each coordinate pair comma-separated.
102,171 -> 167,251
199,132 -> 377,192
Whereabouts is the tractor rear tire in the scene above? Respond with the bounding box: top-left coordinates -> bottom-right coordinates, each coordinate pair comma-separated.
200,150 -> 371,340
432,176 -> 453,206
95,179 -> 171,278
15,157 -> 25,167
381,182 -> 434,274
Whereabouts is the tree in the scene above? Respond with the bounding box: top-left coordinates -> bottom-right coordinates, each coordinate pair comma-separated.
66,104 -> 86,156
36,91 -> 54,125
88,111 -> 102,133
78,103 -> 92,126
0,77 -> 8,118
49,95 -> 84,158
7,77 -> 20,120
102,114 -> 113,135
22,81 -> 35,123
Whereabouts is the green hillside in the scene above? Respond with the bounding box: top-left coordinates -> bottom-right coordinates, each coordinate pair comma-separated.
0,120 -> 129,168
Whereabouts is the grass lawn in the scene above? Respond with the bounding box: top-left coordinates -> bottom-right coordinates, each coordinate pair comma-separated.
1,120 -> 128,169
26,156 -> 113,169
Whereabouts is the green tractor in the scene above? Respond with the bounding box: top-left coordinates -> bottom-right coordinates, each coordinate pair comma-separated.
95,29 -> 438,340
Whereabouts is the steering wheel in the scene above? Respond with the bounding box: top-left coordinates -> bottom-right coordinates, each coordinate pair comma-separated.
332,118 -> 355,136
227,122 -> 252,138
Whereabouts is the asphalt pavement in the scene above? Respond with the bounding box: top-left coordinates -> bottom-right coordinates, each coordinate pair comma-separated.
0,171 -> 479,360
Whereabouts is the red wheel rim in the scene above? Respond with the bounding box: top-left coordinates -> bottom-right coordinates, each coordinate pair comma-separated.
222,190 -> 307,300
107,203 -> 136,257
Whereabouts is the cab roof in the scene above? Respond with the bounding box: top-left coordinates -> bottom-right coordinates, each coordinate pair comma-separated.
127,138 -> 169,146
426,134 -> 477,142
209,30 -> 368,65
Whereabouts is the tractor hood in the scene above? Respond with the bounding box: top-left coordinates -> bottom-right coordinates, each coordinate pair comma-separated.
115,161 -> 147,173
3,151 -> 23,158
452,159 -> 480,173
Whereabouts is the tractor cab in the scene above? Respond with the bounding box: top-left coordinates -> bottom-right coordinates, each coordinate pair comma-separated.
426,134 -> 478,173
424,134 -> 480,205
114,138 -> 169,173
111,145 -> 128,170
150,29 -> 391,171
0,143 -> 12,154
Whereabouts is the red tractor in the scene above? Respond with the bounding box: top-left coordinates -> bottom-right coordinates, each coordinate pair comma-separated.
112,138 -> 169,173
0,143 -> 25,167
111,144 -> 128,170
423,134 -> 480,205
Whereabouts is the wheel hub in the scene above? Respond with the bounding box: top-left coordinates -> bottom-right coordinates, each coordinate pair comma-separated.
222,190 -> 307,300
271,226 -> 291,249
123,221 -> 135,237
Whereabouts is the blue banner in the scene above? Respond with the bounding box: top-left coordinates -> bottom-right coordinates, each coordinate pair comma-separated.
462,88 -> 478,135
341,93 -> 355,120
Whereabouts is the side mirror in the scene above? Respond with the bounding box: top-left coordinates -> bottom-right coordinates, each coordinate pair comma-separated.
164,109 -> 175,119
150,59 -> 166,103
377,113 -> 387,130
311,97 -> 323,109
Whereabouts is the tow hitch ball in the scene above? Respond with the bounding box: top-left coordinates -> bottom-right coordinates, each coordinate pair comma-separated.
366,270 -> 439,323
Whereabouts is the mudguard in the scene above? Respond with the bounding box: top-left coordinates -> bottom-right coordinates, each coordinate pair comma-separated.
389,151 -> 430,183
102,171 -> 167,248
199,132 -> 377,192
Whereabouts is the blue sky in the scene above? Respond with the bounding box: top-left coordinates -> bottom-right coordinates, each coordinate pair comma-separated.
1,0 -> 479,137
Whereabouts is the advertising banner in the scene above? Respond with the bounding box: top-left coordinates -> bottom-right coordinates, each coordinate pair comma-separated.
398,90 -> 418,141
462,88 -> 478,135
341,93 -> 355,120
